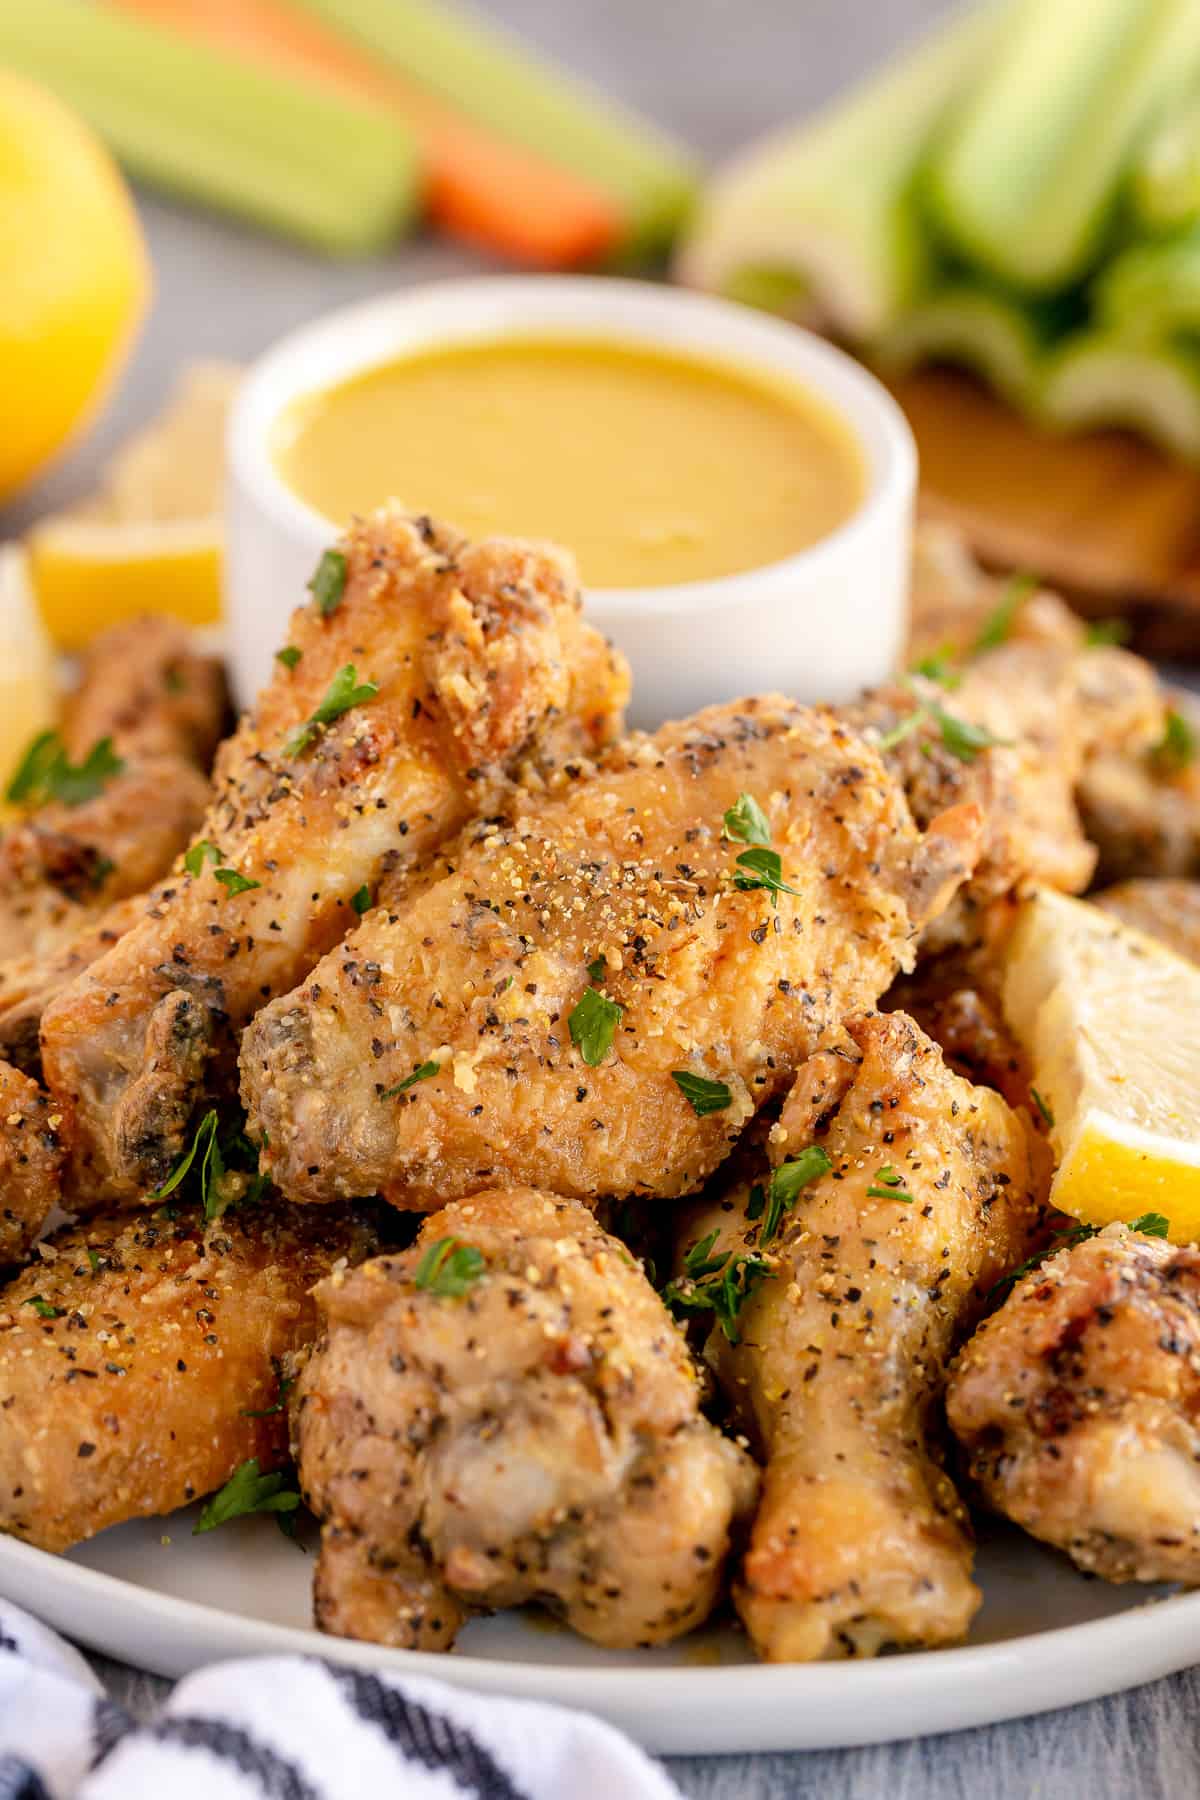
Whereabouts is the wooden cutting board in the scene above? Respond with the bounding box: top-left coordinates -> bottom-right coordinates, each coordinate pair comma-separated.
885,365 -> 1200,659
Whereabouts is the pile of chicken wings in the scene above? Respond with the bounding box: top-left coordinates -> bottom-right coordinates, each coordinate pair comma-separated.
0,502 -> 1197,1663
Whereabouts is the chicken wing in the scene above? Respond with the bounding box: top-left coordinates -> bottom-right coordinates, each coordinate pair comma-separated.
0,1197 -> 380,1551
0,617 -> 225,965
294,1187 -> 758,1652
1080,689 -> 1200,883
0,1061 -> 64,1266
40,506 -> 628,1203
947,1227 -> 1200,1584
1092,878 -> 1200,966
0,896 -> 146,1078
908,523 -> 1086,668
242,698 -> 981,1209
678,1011 -> 1048,1661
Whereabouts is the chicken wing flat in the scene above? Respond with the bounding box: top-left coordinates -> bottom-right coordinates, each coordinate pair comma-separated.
0,1061 -> 64,1266
948,1227 -> 1200,1584
1093,878 -> 1200,966
294,1187 -> 758,1652
1080,689 -> 1200,883
678,1012 -> 1048,1661
242,698 -> 982,1209
40,506 -> 628,1203
0,1198 -> 380,1552
0,617 -> 225,966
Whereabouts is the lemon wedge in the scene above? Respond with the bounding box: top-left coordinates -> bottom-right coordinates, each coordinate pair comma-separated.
0,545 -> 59,819
1002,886 -> 1200,1242
26,362 -> 239,649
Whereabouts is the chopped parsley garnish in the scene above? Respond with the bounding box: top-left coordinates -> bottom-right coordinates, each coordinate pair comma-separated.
164,666 -> 186,694
758,1146 -> 833,1243
671,1071 -> 733,1116
876,680 -> 1008,763
662,1230 -> 769,1344
866,1163 -> 915,1203
5,731 -> 125,810
275,645 -> 303,670
241,1373 -> 294,1419
988,1212 -> 1172,1303
586,955 -> 607,983
350,884 -> 371,916
970,571 -> 1037,655
154,1109 -> 267,1221
569,986 -> 622,1066
1084,617 -> 1131,647
910,648 -> 962,689
731,846 -> 801,908
307,548 -> 348,616
24,1296 -> 62,1319
213,868 -> 260,897
194,1457 -> 301,1535
1031,1087 -> 1055,1128
86,1248 -> 102,1275
283,663 -> 379,758
413,1236 -> 486,1297
380,1059 -> 440,1099
1152,707 -> 1196,776
723,791 -> 771,847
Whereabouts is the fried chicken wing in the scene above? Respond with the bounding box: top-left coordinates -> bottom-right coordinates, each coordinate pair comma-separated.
947,1227 -> 1200,1584
295,1188 -> 758,1652
1093,878 -> 1200,966
1080,689 -> 1200,883
0,618 -> 225,966
0,896 -> 146,1077
680,1012 -> 1048,1661
908,524 -> 1086,667
242,698 -> 981,1209
0,1061 -> 64,1266
0,1198 -> 380,1552
40,506 -> 627,1203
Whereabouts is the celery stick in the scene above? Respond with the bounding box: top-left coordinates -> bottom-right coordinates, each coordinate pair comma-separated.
875,286 -> 1064,412
0,0 -> 421,256
676,5 -> 999,340
1133,95 -> 1200,234
927,0 -> 1200,292
1095,232 -> 1200,338
1039,330 -> 1200,461
295,0 -> 696,260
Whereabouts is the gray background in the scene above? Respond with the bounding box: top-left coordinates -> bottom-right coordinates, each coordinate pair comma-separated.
6,1 -> 1200,1793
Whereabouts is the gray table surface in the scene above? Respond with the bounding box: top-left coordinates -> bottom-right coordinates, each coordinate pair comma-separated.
6,0 -> 1200,1792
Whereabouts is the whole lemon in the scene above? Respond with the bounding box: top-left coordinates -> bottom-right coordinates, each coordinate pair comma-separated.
0,70 -> 150,501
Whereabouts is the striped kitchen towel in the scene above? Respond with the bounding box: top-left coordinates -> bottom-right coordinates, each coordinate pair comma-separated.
0,1602 -> 682,1799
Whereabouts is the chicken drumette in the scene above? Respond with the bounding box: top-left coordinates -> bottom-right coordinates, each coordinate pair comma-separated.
40,506 -> 627,1202
294,1187 -> 758,1652
678,1011 -> 1049,1661
242,697 -> 981,1209
0,1198 -> 380,1551
948,1227 -> 1200,1584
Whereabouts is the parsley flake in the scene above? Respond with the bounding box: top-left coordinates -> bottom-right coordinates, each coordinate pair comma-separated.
586,956 -> 607,983
24,1295 -> 62,1319
275,645 -> 303,670
1152,707 -> 1196,776
662,1232 -> 770,1343
1031,1087 -> 1055,1128
86,1248 -> 102,1275
283,663 -> 379,758
6,731 -> 125,810
184,839 -> 222,877
194,1457 -> 301,1535
241,1373 -> 295,1419
723,792 -> 771,846
866,1164 -> 915,1203
214,868 -> 261,897
988,1212 -> 1172,1303
732,846 -> 801,908
910,649 -> 962,689
671,1071 -> 733,1116
760,1146 -> 832,1242
153,1110 -> 265,1221
350,884 -> 371,916
1084,618 -> 1131,647
414,1236 -> 486,1297
569,986 -> 622,1066
308,548 -> 347,616
876,681 -> 1009,763
970,571 -> 1037,655
380,1060 -> 440,1099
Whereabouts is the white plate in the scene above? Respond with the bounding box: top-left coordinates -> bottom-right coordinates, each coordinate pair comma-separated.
0,1512 -> 1196,1752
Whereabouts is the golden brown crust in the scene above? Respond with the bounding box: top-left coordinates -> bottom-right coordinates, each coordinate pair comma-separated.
295,1188 -> 758,1652
0,1198 -> 380,1552
0,1062 -> 64,1266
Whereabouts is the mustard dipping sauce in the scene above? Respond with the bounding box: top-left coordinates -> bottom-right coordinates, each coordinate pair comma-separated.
272,336 -> 865,589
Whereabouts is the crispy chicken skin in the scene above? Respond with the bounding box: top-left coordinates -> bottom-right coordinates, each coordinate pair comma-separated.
682,1012 -> 1049,1662
40,506 -> 628,1203
1093,878 -> 1200,966
0,1199 -> 379,1552
243,698 -> 982,1208
948,1228 -> 1200,1584
1080,689 -> 1200,883
0,617 -> 225,966
294,1188 -> 758,1652
0,896 -> 146,1078
0,1062 -> 65,1266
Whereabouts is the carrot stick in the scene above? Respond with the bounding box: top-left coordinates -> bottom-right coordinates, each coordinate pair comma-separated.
107,0 -> 620,267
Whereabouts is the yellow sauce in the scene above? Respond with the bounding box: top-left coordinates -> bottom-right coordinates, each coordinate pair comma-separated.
273,336 -> 865,589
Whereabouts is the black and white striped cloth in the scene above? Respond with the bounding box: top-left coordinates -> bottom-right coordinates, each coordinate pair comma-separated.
0,1602 -> 682,1799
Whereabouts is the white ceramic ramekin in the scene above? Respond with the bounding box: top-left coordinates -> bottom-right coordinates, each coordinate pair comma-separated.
226,277 -> 916,724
